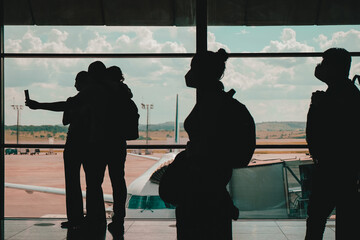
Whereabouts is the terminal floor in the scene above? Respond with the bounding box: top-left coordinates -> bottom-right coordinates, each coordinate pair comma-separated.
4,218 -> 336,240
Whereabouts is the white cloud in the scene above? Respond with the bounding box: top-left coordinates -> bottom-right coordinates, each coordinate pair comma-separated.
113,27 -> 187,53
313,29 -> 360,78
21,29 -> 72,53
7,26 -> 358,124
314,29 -> 360,50
224,58 -> 295,90
236,29 -> 249,35
6,29 -> 80,69
86,32 -> 113,52
208,32 -> 230,52
5,39 -> 22,52
33,82 -> 61,90
262,28 -> 314,52
245,99 -> 310,123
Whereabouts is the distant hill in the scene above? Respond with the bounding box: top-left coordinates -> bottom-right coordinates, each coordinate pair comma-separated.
256,122 -> 306,131
5,125 -> 68,134
6,121 -> 306,133
139,122 -> 184,131
138,121 -> 306,132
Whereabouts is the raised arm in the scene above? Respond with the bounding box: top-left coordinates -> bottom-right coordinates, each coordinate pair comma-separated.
25,99 -> 67,112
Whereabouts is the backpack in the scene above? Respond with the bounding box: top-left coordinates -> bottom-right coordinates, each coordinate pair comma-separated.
110,83 -> 139,141
218,89 -> 256,168
123,98 -> 140,140
159,90 -> 255,205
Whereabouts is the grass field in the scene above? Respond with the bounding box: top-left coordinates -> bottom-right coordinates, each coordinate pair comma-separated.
5,129 -> 306,143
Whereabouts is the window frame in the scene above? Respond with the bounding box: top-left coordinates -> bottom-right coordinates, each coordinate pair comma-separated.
1,0 -> 360,236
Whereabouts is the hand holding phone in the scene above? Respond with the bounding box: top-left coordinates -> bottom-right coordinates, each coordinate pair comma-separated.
24,90 -> 30,101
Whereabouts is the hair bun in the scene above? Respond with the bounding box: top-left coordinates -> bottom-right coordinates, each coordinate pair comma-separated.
217,48 -> 229,62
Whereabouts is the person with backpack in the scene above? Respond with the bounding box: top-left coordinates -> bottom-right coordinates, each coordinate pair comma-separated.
103,66 -> 139,239
305,48 -> 360,239
161,49 -> 255,240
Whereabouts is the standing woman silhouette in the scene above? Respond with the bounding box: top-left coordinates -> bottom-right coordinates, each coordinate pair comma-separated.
175,48 -> 254,240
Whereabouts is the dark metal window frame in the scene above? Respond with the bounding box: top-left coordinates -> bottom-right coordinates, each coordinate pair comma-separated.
2,50 -> 360,151
1,0 -> 4,237
1,0 -> 360,237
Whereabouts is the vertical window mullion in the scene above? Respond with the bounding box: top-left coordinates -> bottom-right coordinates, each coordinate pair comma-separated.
1,0 -> 5,236
196,0 -> 207,53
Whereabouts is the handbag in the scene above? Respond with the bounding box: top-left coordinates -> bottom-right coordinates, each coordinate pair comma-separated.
159,150 -> 187,206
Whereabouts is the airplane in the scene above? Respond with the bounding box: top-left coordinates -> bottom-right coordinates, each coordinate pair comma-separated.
5,152 -> 178,219
5,152 -> 311,219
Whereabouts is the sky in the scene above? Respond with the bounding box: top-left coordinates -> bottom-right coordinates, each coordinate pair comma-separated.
4,25 -> 360,126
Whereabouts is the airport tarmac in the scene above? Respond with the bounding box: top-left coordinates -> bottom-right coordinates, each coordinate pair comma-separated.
4,152 -> 160,217
4,150 -> 339,239
4,151 -> 310,218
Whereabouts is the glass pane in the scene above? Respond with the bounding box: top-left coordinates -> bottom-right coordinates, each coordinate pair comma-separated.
4,58 -> 193,145
221,57 -> 360,144
208,25 -> 360,53
4,58 -> 192,218
6,150 -> 318,219
232,152 -> 316,219
4,26 -> 196,53
4,148 -> 170,218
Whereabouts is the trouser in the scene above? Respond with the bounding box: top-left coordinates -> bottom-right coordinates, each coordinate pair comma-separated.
176,204 -> 232,240
83,151 -> 107,225
175,185 -> 233,240
305,167 -> 359,240
63,144 -> 85,225
108,144 -> 127,233
83,142 -> 127,226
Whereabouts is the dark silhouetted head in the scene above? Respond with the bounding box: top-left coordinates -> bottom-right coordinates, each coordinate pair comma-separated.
88,61 -> 106,84
315,48 -> 351,85
106,66 -> 125,83
74,71 -> 89,91
185,48 -> 229,89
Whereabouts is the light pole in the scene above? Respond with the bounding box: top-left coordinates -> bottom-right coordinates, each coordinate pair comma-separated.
141,103 -> 153,154
11,104 -> 23,144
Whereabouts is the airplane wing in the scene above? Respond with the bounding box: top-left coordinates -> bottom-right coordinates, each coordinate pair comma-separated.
127,153 -> 161,161
5,182 -> 113,203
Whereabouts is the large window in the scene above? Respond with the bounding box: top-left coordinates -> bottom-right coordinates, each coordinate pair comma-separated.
3,25 -> 360,219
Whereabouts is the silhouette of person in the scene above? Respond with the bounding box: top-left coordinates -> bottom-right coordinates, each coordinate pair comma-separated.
175,49 -> 255,240
104,66 -> 135,240
78,61 -> 112,233
25,71 -> 91,229
305,48 -> 360,239
78,62 -> 138,240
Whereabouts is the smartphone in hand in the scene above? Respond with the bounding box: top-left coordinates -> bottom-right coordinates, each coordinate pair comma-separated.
24,90 -> 30,101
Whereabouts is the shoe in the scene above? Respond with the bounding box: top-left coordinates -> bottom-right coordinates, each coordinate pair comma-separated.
61,221 -> 70,229
231,204 -> 240,220
108,222 -> 124,240
61,220 -> 84,230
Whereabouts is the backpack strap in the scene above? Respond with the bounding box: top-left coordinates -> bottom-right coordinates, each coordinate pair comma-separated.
225,88 -> 236,98
352,75 -> 360,85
